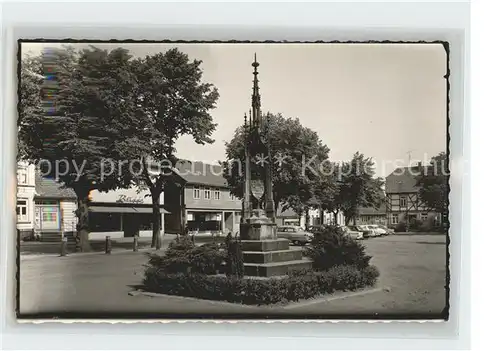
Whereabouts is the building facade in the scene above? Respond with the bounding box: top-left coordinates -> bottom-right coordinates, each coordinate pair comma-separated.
17,162 -> 78,240
87,186 -> 168,239
385,165 -> 442,229
355,204 -> 387,225
275,206 -> 346,228
163,161 -> 242,236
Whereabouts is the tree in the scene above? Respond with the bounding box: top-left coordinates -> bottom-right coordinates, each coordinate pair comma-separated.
223,113 -> 330,216
18,54 -> 43,160
21,46 -> 146,251
313,162 -> 343,225
337,152 -> 384,225
130,49 -> 219,248
416,152 -> 449,225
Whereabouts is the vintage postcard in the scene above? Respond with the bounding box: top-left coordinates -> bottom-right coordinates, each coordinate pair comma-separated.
16,40 -> 449,320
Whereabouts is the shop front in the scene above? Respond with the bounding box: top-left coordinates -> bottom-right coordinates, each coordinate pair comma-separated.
186,210 -> 241,235
88,187 -> 168,239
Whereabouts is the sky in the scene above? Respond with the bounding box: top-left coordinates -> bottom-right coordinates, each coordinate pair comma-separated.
22,42 -> 447,177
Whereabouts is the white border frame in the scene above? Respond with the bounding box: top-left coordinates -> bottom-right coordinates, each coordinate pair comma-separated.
1,1 -> 469,350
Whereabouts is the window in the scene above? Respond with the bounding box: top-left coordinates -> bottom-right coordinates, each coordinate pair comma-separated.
435,213 -> 442,225
204,188 -> 211,200
399,196 -> 407,208
17,170 -> 27,185
214,189 -> 221,200
229,193 -> 236,201
193,186 -> 200,199
421,213 -> 428,222
42,207 -> 58,222
391,214 -> 399,225
16,199 -> 28,222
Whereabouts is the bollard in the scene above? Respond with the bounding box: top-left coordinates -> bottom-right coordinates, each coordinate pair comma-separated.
105,236 -> 111,254
133,235 -> 138,252
60,237 -> 67,257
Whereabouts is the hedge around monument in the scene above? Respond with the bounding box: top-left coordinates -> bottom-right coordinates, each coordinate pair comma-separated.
141,229 -> 380,305
142,265 -> 379,305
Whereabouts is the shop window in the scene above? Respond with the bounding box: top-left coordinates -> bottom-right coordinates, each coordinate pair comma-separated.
16,199 -> 28,222
42,207 -> 58,222
89,212 -> 122,232
421,213 -> 428,222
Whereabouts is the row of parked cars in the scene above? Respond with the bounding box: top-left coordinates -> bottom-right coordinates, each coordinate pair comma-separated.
339,224 -> 394,240
276,224 -> 394,245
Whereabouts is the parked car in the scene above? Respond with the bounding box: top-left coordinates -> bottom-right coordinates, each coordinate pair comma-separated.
376,224 -> 394,235
308,225 -> 326,234
367,224 -> 386,237
349,225 -> 375,238
277,225 -> 314,245
340,226 -> 364,240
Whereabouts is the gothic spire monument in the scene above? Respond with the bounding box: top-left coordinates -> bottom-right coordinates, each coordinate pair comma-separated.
242,54 -> 275,226
238,55 -> 312,277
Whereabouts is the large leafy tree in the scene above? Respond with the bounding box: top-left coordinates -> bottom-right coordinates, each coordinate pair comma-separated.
416,152 -> 449,222
313,161 -> 344,225
337,152 -> 384,225
223,113 -> 330,215
21,46 -> 146,251
18,54 -> 43,160
129,49 -> 219,248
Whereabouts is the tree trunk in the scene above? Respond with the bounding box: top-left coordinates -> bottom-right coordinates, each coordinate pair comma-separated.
304,207 -> 310,230
333,210 -> 339,225
75,190 -> 91,252
151,191 -> 161,249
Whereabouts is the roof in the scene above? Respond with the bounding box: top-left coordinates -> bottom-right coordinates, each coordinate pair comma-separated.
35,173 -> 77,200
174,161 -> 229,188
385,166 -> 420,194
358,203 -> 386,216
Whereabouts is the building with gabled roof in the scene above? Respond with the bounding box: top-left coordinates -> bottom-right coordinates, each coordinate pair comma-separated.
385,163 -> 442,229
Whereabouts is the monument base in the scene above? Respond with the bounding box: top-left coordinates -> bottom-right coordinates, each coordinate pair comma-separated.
238,210 -> 312,277
239,236 -> 312,278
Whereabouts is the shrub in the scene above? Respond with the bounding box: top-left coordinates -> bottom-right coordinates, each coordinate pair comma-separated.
225,232 -> 244,278
304,225 -> 372,270
142,264 -> 380,305
409,218 -> 424,231
394,222 -> 408,232
145,236 -> 225,275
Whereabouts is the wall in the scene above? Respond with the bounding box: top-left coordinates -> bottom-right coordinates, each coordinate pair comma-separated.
184,184 -> 241,210
16,163 -> 36,232
356,214 -> 387,225
60,200 -> 77,233
387,192 -> 427,212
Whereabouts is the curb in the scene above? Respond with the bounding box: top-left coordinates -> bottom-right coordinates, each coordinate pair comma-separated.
128,286 -> 387,310
20,247 -> 162,261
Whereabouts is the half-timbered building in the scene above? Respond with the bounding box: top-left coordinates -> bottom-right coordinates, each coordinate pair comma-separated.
385,163 -> 442,229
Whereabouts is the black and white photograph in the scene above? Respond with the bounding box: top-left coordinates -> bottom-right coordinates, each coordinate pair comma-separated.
16,40 -> 449,320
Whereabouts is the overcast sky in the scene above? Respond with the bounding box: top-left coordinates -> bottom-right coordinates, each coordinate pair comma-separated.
22,42 -> 447,177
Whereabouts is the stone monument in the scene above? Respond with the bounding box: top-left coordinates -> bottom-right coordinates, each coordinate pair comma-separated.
239,55 -> 312,277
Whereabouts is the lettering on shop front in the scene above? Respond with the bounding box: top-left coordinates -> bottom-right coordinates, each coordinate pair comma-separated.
116,195 -> 144,204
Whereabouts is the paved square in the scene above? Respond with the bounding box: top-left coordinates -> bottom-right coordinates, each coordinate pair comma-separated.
19,234 -> 447,318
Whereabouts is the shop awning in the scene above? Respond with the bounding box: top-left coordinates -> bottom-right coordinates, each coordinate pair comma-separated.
89,206 -> 169,214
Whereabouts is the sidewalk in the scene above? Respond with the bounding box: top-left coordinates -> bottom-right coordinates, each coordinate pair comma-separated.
20,235 -> 178,257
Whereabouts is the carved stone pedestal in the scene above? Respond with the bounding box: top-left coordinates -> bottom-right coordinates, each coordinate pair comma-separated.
239,210 -> 312,277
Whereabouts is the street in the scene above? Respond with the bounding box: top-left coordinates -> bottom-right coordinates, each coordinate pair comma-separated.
19,234 -> 447,319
